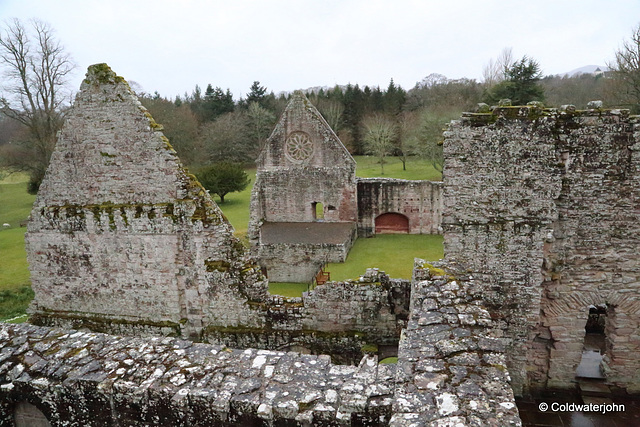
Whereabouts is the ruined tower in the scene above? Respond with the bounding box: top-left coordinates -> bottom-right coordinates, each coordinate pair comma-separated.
443,105 -> 640,395
26,64 -> 267,338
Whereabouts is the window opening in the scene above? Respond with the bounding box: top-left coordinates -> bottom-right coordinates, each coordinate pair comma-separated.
312,202 -> 324,220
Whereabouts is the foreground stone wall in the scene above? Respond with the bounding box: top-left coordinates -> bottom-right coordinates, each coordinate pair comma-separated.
204,271 -> 410,365
391,261 -> 520,425
357,179 -> 442,237
0,323 -> 396,426
26,64 -> 267,339
443,105 -> 640,395
0,261 -> 520,426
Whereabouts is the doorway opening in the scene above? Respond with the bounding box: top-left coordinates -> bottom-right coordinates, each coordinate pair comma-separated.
575,304 -> 607,380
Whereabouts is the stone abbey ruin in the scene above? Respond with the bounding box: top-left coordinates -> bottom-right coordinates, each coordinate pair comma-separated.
0,63 -> 638,426
249,90 -> 441,283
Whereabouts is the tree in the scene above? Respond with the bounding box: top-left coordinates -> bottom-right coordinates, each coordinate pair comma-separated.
482,47 -> 514,88
414,107 -> 461,174
540,73 -> 610,108
383,78 -> 406,116
246,81 -> 267,105
199,111 -> 252,164
405,74 -> 482,112
362,114 -> 397,174
196,162 -> 250,203
201,84 -> 234,122
0,19 -> 75,193
484,56 -> 545,105
343,84 -> 366,153
608,24 -> 640,112
395,111 -> 420,171
140,95 -> 202,166
246,101 -> 275,154
316,98 -> 344,132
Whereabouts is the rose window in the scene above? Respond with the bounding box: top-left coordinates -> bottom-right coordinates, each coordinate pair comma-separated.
285,131 -> 314,163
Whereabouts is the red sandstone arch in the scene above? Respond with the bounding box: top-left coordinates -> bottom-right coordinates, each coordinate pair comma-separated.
375,213 -> 409,234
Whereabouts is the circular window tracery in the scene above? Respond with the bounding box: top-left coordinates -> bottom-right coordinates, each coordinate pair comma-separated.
285,131 -> 314,163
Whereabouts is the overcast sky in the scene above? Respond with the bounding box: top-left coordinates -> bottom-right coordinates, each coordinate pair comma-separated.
1,0 -> 639,100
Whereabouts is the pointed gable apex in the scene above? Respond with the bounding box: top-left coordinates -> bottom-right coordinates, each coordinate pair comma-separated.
257,91 -> 354,170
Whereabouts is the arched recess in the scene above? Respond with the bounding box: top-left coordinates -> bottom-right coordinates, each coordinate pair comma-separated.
542,290 -> 640,391
375,212 -> 409,234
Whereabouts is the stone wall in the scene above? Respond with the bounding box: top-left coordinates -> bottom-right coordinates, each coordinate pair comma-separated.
26,64 -> 268,340
21,66 -> 410,364
204,270 -> 410,365
0,260 -> 520,426
248,91 -> 358,283
391,260 -> 520,425
443,105 -> 640,395
257,225 -> 357,282
357,178 -> 442,237
0,323 -> 396,426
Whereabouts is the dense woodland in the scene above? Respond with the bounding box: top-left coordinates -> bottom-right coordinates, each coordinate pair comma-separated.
135,66 -> 618,174
1,19 -> 639,193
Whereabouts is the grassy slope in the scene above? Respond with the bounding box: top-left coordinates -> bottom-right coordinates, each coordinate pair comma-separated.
0,173 -> 36,319
353,155 -> 442,181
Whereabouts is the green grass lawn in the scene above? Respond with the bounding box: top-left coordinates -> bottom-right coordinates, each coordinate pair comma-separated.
0,172 -> 36,319
268,282 -> 310,297
353,155 -> 442,181
326,234 -> 444,281
214,168 -> 255,236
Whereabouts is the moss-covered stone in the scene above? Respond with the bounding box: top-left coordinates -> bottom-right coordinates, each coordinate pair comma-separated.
84,63 -> 125,85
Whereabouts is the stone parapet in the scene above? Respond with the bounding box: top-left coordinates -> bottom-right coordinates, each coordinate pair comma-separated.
390,260 -> 521,426
0,323 -> 395,426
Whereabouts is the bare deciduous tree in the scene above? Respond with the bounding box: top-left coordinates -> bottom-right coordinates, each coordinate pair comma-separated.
0,18 -> 75,193
316,98 -> 344,132
246,101 -> 275,155
199,111 -> 252,164
396,111 -> 420,171
416,108 -> 461,173
608,24 -> 640,112
362,114 -> 397,175
482,47 -> 514,87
